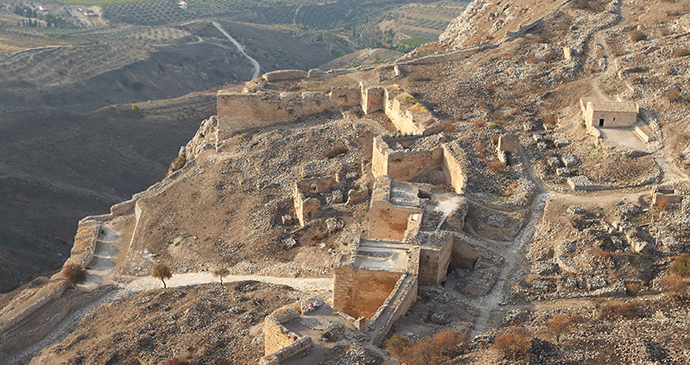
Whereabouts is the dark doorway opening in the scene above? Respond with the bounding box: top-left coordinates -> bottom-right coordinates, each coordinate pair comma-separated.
599,118 -> 604,127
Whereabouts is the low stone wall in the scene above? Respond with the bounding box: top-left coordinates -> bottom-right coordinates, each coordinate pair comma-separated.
263,70 -> 308,82
260,306 -> 313,365
397,43 -> 498,66
0,281 -> 68,334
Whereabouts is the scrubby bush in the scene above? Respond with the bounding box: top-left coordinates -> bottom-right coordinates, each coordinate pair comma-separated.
630,29 -> 646,42
662,273 -> 687,295
387,330 -> 468,364
674,48 -> 690,57
488,160 -> 505,172
62,263 -> 87,287
671,253 -> 690,277
212,268 -> 230,285
546,314 -> 573,343
493,330 -> 531,360
625,282 -> 641,296
168,155 -> 185,175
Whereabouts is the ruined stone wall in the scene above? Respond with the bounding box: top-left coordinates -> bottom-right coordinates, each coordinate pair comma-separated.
450,238 -> 491,270
361,85 -> 384,114
365,273 -> 418,346
333,265 -> 401,322
264,309 -> 302,355
217,87 -> 361,136
261,307 -> 313,365
368,200 -> 423,241
442,141 -> 468,194
372,135 -> 444,182
419,234 -> 453,285
383,87 -> 438,135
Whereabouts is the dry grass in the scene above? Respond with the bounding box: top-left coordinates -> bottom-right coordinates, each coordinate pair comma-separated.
409,103 -> 429,114
671,253 -> 690,277
599,301 -> 638,320
488,160 -> 505,172
543,114 -> 557,125
473,119 -> 487,127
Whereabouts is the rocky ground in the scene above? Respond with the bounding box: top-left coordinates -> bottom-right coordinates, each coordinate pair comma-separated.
30,282 -> 299,365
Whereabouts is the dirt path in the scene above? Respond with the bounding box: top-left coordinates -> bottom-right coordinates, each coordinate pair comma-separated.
120,273 -> 332,293
211,22 -> 261,79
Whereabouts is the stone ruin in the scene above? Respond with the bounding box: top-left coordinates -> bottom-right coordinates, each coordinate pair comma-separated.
229,71 -> 522,363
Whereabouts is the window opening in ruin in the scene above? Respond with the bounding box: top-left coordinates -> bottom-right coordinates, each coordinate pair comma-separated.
599,118 -> 604,127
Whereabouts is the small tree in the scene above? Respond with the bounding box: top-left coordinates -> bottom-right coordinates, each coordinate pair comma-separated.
132,103 -> 140,113
152,263 -> 173,289
546,314 -> 572,343
212,268 -> 230,285
62,263 -> 87,287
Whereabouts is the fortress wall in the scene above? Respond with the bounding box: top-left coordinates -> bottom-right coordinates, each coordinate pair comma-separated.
333,265 -> 401,323
262,69 -> 308,82
442,141 -> 468,194
419,234 -> 453,285
217,87 -> 361,135
368,200 -> 423,241
0,281 -> 68,334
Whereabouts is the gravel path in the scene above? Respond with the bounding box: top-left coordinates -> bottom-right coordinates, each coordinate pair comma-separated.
120,273 -> 333,293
